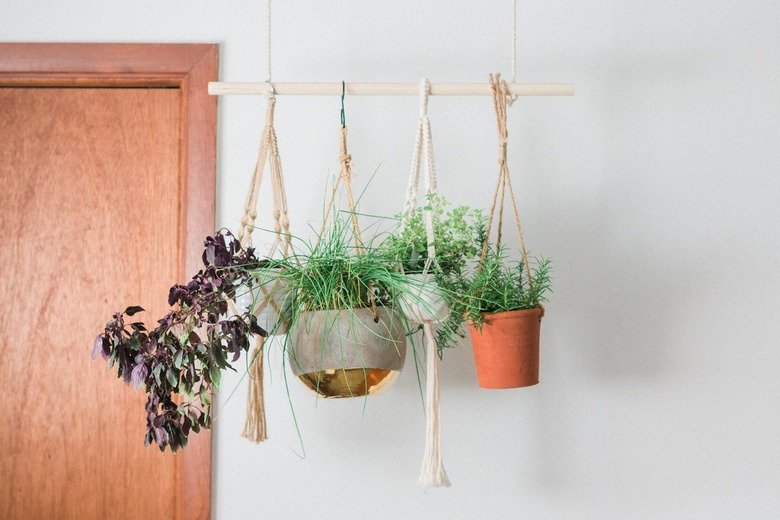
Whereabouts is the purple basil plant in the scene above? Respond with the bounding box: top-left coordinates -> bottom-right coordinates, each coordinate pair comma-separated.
93,231 -> 267,452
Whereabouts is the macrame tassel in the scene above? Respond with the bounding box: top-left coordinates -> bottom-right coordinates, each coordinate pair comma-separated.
242,338 -> 268,443
418,322 -> 450,488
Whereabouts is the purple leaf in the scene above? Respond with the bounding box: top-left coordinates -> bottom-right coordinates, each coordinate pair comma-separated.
153,427 -> 169,447
124,306 -> 144,316
92,334 -> 103,360
249,315 -> 268,337
205,244 -> 216,265
131,363 -> 149,390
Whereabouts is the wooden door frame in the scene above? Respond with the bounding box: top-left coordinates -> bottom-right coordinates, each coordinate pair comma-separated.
0,43 -> 218,520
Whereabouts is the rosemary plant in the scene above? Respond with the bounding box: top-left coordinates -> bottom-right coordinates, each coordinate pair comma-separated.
458,245 -> 552,330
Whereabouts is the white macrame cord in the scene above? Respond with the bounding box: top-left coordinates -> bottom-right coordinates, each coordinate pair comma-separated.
402,78 -> 451,488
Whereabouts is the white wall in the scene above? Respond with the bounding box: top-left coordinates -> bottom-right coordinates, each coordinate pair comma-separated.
5,1 -> 780,518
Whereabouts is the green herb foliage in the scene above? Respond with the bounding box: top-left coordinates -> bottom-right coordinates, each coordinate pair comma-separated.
382,194 -> 484,276
276,213 -> 407,315
433,210 -> 552,347
458,244 -> 552,330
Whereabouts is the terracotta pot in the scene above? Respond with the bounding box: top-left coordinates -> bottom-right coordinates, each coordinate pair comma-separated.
288,307 -> 406,398
398,273 -> 450,324
234,270 -> 293,335
467,307 -> 543,389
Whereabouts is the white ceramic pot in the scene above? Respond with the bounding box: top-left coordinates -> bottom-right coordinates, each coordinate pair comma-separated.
234,270 -> 293,335
398,273 -> 451,324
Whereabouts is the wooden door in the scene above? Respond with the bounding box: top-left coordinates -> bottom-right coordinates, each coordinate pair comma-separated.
0,44 -> 217,520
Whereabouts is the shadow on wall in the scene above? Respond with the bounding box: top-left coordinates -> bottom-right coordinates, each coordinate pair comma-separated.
546,174 -> 712,381
537,49 -> 724,382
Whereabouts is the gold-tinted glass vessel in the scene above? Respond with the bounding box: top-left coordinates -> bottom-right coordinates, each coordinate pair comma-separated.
298,368 -> 400,398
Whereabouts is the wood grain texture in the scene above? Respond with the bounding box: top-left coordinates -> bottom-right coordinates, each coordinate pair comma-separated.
0,43 -> 216,77
175,43 -> 218,520
0,43 -> 218,520
0,87 -> 179,520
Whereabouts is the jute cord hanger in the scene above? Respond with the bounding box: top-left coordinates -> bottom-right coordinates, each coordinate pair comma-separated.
239,85 -> 293,444
480,73 -> 541,319
318,82 -> 378,316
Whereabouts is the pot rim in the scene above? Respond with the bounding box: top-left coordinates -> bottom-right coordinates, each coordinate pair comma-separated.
469,306 -> 544,324
296,305 -> 398,317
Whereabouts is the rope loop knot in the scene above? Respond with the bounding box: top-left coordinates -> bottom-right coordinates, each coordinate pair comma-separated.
338,126 -> 354,181
264,81 -> 276,103
499,140 -> 508,165
419,78 -> 431,118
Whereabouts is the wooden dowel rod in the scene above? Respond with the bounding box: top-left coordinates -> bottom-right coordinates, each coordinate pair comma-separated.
208,82 -> 575,97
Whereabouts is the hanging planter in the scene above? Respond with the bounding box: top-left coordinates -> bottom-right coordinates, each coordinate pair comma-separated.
461,240 -> 551,390
454,73 -> 552,390
380,79 -> 470,488
280,241 -> 411,399
468,307 -> 543,389
234,266 -> 294,335
385,196 -> 483,331
463,248 -> 551,389
397,273 -> 450,324
278,87 -> 410,399
288,307 -> 406,398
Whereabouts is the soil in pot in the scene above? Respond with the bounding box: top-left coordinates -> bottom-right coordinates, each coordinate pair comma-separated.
468,307 -> 543,389
288,306 -> 406,398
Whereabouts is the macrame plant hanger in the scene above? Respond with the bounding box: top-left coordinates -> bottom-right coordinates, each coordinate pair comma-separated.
479,73 -> 537,301
238,86 -> 293,444
400,79 -> 450,488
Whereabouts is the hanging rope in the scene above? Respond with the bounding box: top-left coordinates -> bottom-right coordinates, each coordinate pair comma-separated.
479,73 -> 533,289
419,323 -> 449,487
511,0 -> 517,84
237,90 -> 291,257
238,89 -> 293,444
242,337 -> 267,442
399,79 -> 450,488
265,0 -> 273,82
402,79 -> 438,274
507,0 -> 519,106
318,83 -> 377,315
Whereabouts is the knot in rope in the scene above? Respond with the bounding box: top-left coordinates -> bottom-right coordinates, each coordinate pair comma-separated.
338,126 -> 354,180
339,153 -> 352,167
264,82 -> 276,106
419,78 -> 430,118
499,140 -> 508,165
490,74 -> 510,166
339,154 -> 354,180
